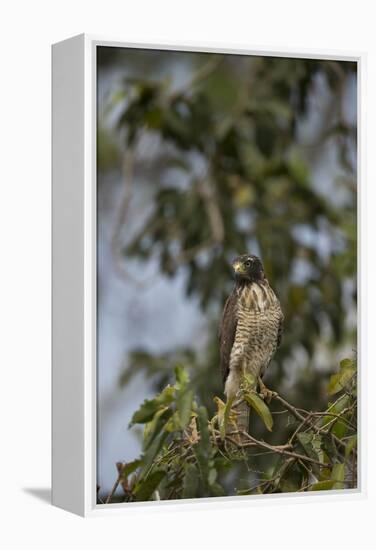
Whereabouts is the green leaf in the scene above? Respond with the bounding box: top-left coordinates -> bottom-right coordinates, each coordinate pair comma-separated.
194,406 -> 212,488
143,406 -> 173,450
197,406 -> 210,453
182,464 -> 199,499
215,396 -> 234,440
133,470 -> 166,501
296,432 -> 313,452
144,107 -> 163,129
244,392 -> 273,431
111,89 -> 127,103
209,482 -> 226,497
345,435 -> 357,458
331,418 -> 348,439
296,433 -> 321,463
120,459 -> 142,479
309,480 -> 336,491
139,430 -> 169,480
242,373 -> 257,391
214,397 -> 225,440
129,385 -> 175,425
340,358 -> 354,370
331,463 -> 345,489
328,359 -> 356,395
321,394 -> 349,428
175,365 -> 190,387
164,410 -> 182,432
263,99 -> 292,121
287,150 -> 309,186
296,433 -> 322,477
208,468 -> 217,486
177,389 -> 193,429
311,434 -> 325,463
321,434 -> 340,462
327,375 -> 341,396
130,400 -> 159,425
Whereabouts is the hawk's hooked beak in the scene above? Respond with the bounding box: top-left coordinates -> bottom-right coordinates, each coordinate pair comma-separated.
233,261 -> 244,274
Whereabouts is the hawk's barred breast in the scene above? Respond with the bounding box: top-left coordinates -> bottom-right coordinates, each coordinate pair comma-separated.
224,280 -> 283,399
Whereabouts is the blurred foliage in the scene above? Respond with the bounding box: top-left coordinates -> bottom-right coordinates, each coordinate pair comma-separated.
97,49 -> 357,500
100,358 -> 357,503
99,51 -> 356,368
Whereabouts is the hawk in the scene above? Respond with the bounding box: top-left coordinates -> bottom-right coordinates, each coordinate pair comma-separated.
219,254 -> 283,433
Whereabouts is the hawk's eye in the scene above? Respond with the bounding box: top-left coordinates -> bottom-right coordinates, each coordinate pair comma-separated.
245,260 -> 251,267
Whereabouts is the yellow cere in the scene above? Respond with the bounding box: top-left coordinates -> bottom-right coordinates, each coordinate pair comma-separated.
233,261 -> 245,273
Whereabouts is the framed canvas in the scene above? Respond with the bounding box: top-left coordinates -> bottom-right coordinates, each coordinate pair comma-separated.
52,34 -> 365,517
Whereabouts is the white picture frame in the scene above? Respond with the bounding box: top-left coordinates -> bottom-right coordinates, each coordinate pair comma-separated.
52,34 -> 365,517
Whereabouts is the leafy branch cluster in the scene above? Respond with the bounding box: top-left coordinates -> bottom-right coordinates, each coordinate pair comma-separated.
100,357 -> 357,503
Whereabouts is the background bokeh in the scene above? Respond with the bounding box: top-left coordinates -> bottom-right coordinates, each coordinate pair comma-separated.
96,47 -> 357,497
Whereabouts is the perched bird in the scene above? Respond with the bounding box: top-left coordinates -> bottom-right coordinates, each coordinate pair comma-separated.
219,254 -> 283,435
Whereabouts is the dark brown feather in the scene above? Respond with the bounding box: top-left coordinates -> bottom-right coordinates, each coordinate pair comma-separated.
277,314 -> 284,348
218,289 -> 238,384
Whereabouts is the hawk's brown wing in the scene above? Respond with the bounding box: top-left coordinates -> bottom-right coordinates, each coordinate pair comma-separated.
218,290 -> 238,385
277,313 -> 284,349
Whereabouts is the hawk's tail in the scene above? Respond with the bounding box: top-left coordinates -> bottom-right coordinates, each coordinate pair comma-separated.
232,399 -> 250,445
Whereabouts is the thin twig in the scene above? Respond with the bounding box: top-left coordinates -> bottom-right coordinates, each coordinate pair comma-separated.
225,432 -> 330,469
272,392 -> 347,450
271,409 -> 289,415
288,412 -> 313,445
105,464 -> 126,504
171,56 -> 223,100
111,148 -> 158,288
308,410 -> 356,431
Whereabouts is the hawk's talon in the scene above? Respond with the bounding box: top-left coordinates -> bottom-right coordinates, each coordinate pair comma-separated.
258,377 -> 275,404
